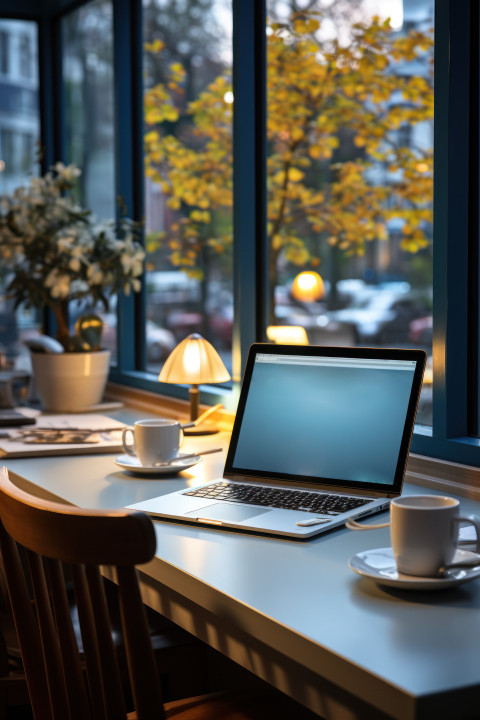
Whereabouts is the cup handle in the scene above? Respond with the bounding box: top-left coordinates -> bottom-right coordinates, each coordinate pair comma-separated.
179,428 -> 184,447
345,517 -> 390,530
454,515 -> 480,553
122,427 -> 136,456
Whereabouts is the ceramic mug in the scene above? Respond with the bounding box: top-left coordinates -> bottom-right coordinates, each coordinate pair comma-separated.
390,495 -> 480,577
122,419 -> 184,466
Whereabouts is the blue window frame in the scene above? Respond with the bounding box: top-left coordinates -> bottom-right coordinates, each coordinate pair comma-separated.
3,0 -> 480,469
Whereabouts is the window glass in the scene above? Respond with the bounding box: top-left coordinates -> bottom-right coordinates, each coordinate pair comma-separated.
143,0 -> 233,374
266,0 -> 434,426
0,19 -> 40,373
19,33 -> 32,78
0,30 -> 9,74
62,0 -> 117,358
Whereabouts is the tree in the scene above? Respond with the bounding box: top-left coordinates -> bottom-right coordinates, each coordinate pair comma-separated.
144,10 -> 433,322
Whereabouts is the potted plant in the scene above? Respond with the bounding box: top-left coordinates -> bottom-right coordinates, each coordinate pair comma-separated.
0,162 -> 145,411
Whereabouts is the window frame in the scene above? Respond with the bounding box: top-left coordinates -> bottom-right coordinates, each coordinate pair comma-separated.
4,0 -> 480,467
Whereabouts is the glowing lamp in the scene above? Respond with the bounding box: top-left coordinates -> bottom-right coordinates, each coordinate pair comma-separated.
291,271 -> 325,303
266,326 -> 309,345
159,333 -> 230,431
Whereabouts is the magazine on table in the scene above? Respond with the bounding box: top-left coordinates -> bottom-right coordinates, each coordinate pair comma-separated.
0,412 -> 125,458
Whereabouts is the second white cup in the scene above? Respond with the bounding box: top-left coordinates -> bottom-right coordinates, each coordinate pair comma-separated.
122,419 -> 183,467
390,495 -> 480,577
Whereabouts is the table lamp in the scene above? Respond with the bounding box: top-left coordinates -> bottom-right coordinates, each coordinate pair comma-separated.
158,333 -> 230,434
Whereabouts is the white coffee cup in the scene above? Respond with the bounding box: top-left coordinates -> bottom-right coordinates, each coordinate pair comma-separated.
390,495 -> 480,577
122,419 -> 183,467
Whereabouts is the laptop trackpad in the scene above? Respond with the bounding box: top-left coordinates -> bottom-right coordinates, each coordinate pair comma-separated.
186,503 -> 271,522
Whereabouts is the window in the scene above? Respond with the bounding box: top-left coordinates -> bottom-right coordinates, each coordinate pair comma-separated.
62,0 -> 115,219
142,0 -> 234,376
2,0 -> 480,472
0,30 -> 9,74
19,33 -> 31,78
0,20 -> 40,367
61,0 -> 116,347
266,1 -> 434,427
0,128 -> 15,172
20,132 -> 34,172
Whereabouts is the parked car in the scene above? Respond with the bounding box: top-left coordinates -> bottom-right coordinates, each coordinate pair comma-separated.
146,271 -> 201,307
146,320 -> 176,362
409,315 -> 432,347
316,290 -> 429,346
101,314 -> 175,363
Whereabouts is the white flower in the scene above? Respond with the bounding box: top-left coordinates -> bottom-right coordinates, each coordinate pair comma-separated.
120,253 -> 136,273
57,236 -> 73,252
0,162 -> 144,335
45,270 -> 70,299
87,263 -> 104,285
52,162 -> 82,182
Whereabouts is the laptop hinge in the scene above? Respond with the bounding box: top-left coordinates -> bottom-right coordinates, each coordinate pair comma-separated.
224,474 -> 398,499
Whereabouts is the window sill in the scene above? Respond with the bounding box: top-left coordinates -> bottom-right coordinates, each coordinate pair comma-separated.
406,453 -> 480,500
105,381 -> 234,432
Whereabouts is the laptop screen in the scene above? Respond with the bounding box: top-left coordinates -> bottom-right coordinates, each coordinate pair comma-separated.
225,345 -> 426,495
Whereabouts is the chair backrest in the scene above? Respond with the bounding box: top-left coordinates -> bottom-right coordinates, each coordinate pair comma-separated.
0,466 -> 165,720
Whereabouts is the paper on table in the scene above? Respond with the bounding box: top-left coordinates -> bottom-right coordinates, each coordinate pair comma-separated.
0,414 -> 126,458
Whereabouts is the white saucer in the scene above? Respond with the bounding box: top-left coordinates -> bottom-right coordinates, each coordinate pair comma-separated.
114,453 -> 202,475
348,547 -> 480,591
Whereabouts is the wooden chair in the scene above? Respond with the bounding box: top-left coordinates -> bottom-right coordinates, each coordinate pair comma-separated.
0,467 -> 319,720
0,538 -> 206,718
0,597 -> 29,720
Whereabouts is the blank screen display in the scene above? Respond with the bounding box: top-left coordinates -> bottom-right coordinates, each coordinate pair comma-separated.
232,357 -> 415,486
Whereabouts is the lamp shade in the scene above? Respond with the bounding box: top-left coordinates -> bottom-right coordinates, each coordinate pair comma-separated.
158,333 -> 230,385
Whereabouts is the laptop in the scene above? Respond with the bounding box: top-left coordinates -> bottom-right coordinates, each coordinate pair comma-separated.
127,344 -> 426,538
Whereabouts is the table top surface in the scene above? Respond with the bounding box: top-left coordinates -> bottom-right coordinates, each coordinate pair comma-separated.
3,406 -> 480,710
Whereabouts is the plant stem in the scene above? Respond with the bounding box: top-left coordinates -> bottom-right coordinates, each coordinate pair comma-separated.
51,301 -> 70,348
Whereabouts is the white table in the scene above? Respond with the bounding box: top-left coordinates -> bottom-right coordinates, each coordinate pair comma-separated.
3,407 -> 480,719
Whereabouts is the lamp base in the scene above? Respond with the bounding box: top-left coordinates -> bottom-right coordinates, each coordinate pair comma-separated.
181,418 -> 220,436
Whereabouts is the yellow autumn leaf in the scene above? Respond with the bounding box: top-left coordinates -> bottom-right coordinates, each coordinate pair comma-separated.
291,127 -> 304,142
285,246 -> 310,265
272,234 -> 284,250
144,130 -> 160,144
190,210 -> 211,223
293,18 -> 320,34
144,39 -> 165,53
169,62 -> 184,75
288,167 -> 304,182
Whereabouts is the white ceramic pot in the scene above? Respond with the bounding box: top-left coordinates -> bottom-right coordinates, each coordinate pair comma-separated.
30,350 -> 111,412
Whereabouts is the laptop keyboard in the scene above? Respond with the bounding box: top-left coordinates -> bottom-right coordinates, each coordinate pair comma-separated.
183,482 -> 371,515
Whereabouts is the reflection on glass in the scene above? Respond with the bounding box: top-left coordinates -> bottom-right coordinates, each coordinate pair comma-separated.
266,0 -> 434,426
62,0 -> 117,360
62,0 -> 115,218
143,0 -> 233,375
0,20 -> 41,370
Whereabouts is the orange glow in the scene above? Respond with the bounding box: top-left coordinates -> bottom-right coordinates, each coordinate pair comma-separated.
416,162 -> 429,173
291,271 -> 325,302
266,325 -> 309,345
